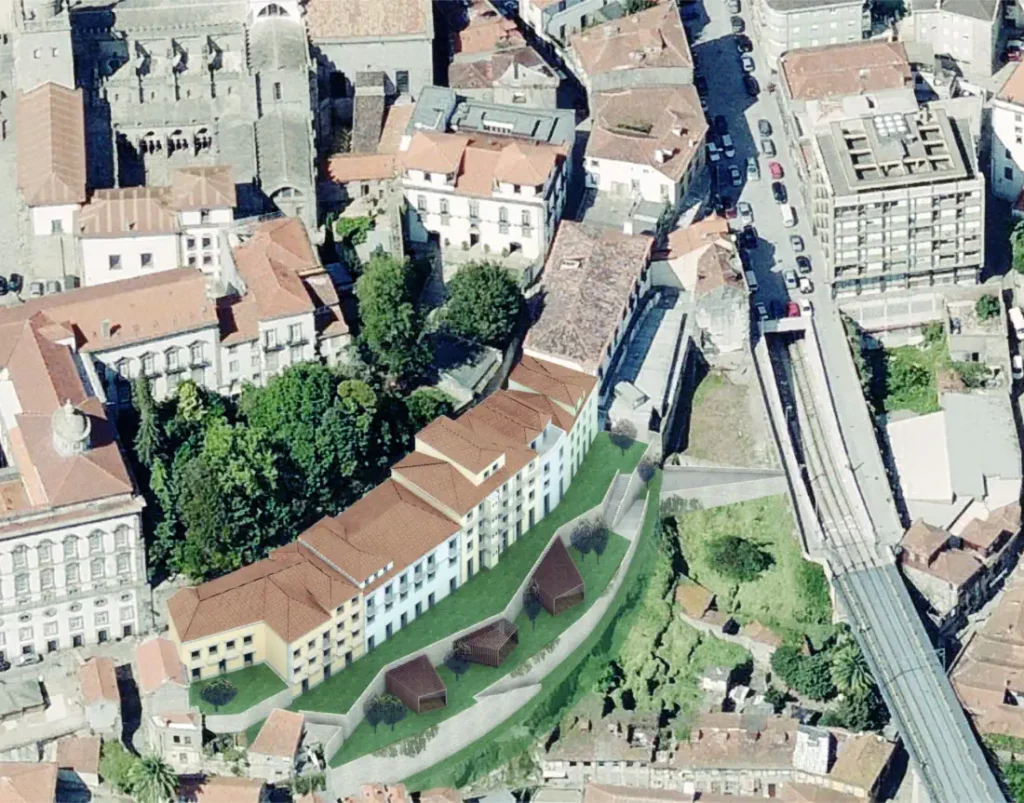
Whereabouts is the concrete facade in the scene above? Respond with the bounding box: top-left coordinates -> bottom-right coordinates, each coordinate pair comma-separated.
900,0 -> 1002,78
752,0 -> 870,69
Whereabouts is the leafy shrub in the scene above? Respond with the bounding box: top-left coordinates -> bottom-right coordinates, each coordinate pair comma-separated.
705,535 -> 773,582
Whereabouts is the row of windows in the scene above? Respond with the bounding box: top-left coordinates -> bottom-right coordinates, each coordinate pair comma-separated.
7,554 -> 133,596
114,344 -> 207,379
190,633 -> 255,661
415,196 -> 537,227
7,528 -> 133,569
0,606 -> 134,645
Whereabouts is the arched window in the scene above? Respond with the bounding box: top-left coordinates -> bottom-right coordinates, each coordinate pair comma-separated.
116,554 -> 131,576
257,3 -> 288,17
165,347 -> 181,372
63,535 -> 79,561
90,558 -> 105,579
11,545 -> 27,570
14,574 -> 28,595
37,541 -> 52,565
88,530 -> 104,555
66,563 -> 80,585
114,526 -> 130,549
40,568 -> 54,590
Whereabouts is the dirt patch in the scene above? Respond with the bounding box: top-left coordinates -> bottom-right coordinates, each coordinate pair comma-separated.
678,369 -> 778,468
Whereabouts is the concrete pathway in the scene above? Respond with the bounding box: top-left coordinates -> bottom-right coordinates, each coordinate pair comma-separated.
328,476 -> 651,796
660,465 -> 788,509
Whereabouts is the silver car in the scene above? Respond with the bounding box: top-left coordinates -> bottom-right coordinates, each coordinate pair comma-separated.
783,269 -> 798,290
741,54 -> 755,73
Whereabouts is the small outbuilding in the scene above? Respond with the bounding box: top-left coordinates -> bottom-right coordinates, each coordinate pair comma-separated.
455,619 -> 519,668
56,735 -> 102,788
532,538 -> 585,615
385,655 -> 447,714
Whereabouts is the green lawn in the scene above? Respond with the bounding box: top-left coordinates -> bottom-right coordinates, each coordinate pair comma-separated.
401,471 -> 663,791
189,664 -> 287,715
292,433 -> 645,718
667,495 -> 832,643
330,533 -> 629,766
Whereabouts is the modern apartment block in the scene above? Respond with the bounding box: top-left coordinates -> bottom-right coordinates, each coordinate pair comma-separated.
0,310 -> 149,663
808,106 -> 984,296
165,355 -> 598,695
752,0 -> 871,70
899,0 -> 1002,78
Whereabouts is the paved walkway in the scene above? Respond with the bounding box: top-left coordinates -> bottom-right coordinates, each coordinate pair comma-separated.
661,465 -> 787,510
328,474 -> 651,796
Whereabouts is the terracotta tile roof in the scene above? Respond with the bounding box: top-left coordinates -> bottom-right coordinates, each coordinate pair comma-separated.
186,775 -> 266,803
675,580 -> 715,618
15,83 -> 86,207
250,708 -> 304,759
780,40 -> 911,102
449,46 -> 554,92
570,2 -> 692,78
378,105 -> 416,155
525,221 -> 653,374
77,187 -> 180,237
298,480 -> 461,590
417,415 -> 505,474
170,165 -> 237,210
998,61 -> 1024,104
829,732 -> 895,792
900,519 -> 949,563
509,355 -> 596,409
217,296 -> 261,346
588,85 -> 706,183
465,389 -> 574,446
305,0 -> 431,40
135,637 -> 187,695
666,215 -> 730,259
453,0 -> 524,55
79,656 -> 119,705
694,242 -> 743,297
402,131 -> 564,195
0,314 -> 134,514
344,784 -> 410,803
232,217 -> 319,321
0,762 -> 57,803
167,545 -> 358,644
0,268 -> 217,353
327,154 -> 396,183
56,736 -> 101,777
671,713 -> 796,770
154,711 -> 202,727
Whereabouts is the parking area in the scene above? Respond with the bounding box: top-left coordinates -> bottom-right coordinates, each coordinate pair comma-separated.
686,0 -> 829,323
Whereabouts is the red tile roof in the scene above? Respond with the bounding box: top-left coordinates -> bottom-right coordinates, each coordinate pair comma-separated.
16,83 -> 86,207
135,637 -> 187,696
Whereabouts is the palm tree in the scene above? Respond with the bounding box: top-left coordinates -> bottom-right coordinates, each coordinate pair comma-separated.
127,754 -> 177,803
831,643 -> 873,697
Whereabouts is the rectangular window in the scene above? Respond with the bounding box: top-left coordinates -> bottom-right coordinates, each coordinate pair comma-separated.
70,618 -> 84,632
43,622 -> 58,637
395,70 -> 410,94
141,253 -> 153,268
439,198 -> 449,215
469,200 -> 479,219
521,210 -> 531,227
416,195 -> 427,212
51,219 -> 63,234
289,345 -> 304,363
1006,166 -> 1014,181
120,605 -> 135,621
18,627 -> 32,641
273,82 -> 282,101
289,323 -> 303,343
109,255 -> 121,270
95,612 -> 109,626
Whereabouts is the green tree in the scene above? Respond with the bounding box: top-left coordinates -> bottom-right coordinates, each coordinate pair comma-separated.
1012,219 -> 1024,275
99,741 -> 138,794
976,294 -> 1001,321
624,0 -> 655,12
705,535 -> 773,582
406,387 -> 455,431
831,642 -> 873,697
885,356 -> 930,398
771,645 -> 837,701
764,686 -> 790,714
609,419 -> 637,455
443,262 -> 523,347
127,754 -> 178,803
356,253 -> 431,385
132,376 -> 163,469
199,678 -> 238,712
1003,761 -> 1024,802
954,361 -> 989,389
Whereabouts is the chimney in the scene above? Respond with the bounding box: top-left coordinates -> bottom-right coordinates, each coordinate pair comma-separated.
101,319 -> 111,340
654,149 -> 666,164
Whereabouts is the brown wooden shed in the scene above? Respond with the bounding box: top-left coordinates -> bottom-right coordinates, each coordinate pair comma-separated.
531,538 -> 585,615
385,655 -> 447,714
455,619 -> 519,668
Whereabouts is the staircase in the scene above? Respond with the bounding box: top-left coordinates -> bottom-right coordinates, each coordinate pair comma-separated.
602,474 -> 630,527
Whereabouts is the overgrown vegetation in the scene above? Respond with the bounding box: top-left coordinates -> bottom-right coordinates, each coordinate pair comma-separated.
334,215 -> 374,246
704,535 -> 773,582
98,743 -> 177,803
1011,219 -> 1024,275
976,294 -> 1001,321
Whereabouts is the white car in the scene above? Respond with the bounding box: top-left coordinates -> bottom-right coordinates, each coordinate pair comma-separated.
1014,354 -> 1024,381
741,54 -> 755,73
728,165 -> 742,186
15,653 -> 42,667
707,142 -> 721,162
755,302 -> 769,321
783,269 -> 798,290
722,134 -> 736,159
798,275 -> 814,294
738,201 -> 754,225
799,298 -> 814,316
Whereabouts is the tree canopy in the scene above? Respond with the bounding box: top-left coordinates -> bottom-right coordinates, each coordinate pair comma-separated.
443,262 -> 523,347
1012,219 -> 1024,275
127,755 -> 178,803
705,535 -> 773,582
356,253 -> 431,385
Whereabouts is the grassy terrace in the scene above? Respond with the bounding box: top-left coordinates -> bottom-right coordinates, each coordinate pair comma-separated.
291,433 -> 646,718
190,664 -> 286,716
330,532 -> 630,765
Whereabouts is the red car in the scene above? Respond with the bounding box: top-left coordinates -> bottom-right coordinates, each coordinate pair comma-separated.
769,161 -> 784,180
786,301 -> 801,318
725,205 -> 738,219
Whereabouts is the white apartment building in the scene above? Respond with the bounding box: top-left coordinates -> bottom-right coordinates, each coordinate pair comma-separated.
900,0 -> 1002,78
0,217 -> 347,406
520,0 -> 613,46
401,130 -> 568,261
0,313 -> 148,662
752,0 -> 870,69
585,86 -> 708,208
990,62 -> 1024,203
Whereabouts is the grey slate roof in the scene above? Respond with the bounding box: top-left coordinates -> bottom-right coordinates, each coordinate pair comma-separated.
942,391 -> 1021,498
248,18 -> 309,73
255,110 -> 312,194
352,72 -> 386,154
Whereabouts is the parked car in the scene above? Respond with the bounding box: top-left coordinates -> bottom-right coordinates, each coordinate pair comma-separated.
29,281 -> 44,298
772,181 -> 787,203
783,269 -> 798,290
780,204 -> 796,227
738,201 -> 754,225
736,34 -> 753,53
740,225 -> 757,249
799,275 -> 813,294
727,0 -> 741,13
768,160 -> 783,179
1014,354 -> 1024,380
728,165 -> 742,186
741,54 -> 755,73
755,302 -> 769,321
16,653 -> 42,667
8,273 -> 23,294
799,298 -> 814,316
743,75 -> 759,97
0,655 -> 9,673
0,276 -> 7,296
722,133 -> 736,158
758,119 -> 772,137
760,138 -> 776,157
786,301 -> 801,318
1008,39 -> 1024,62
796,255 -> 812,274
746,156 -> 760,180
790,234 -> 804,253
707,141 -> 721,162
731,15 -> 744,33
714,114 -> 728,135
